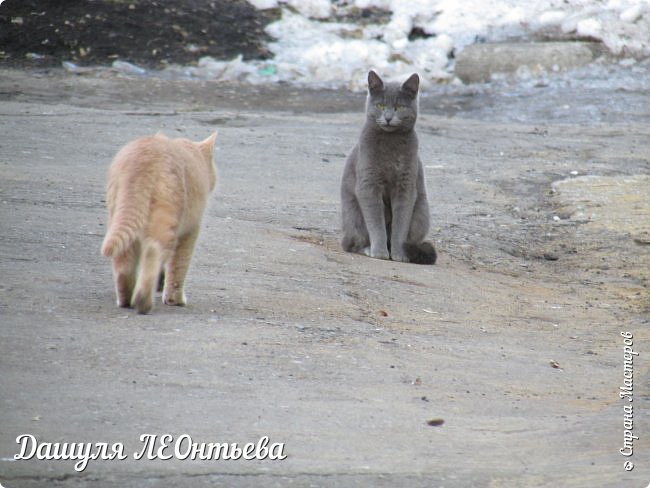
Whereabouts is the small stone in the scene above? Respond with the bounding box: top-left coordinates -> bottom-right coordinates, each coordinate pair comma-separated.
426,418 -> 445,427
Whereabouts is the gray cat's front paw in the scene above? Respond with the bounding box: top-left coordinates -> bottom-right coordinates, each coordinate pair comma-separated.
367,247 -> 390,260
390,251 -> 409,263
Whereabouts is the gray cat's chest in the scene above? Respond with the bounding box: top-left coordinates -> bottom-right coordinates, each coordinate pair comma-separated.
360,130 -> 418,179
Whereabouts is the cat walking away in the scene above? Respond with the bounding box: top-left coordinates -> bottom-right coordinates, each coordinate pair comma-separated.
101,132 -> 218,314
341,70 -> 437,264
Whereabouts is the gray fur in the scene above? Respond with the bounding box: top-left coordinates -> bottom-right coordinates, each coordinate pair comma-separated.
340,70 -> 436,265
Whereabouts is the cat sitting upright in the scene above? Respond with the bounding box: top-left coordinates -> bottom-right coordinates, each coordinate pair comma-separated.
101,132 -> 218,314
340,70 -> 437,264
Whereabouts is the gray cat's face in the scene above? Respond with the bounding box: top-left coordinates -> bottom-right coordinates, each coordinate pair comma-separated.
366,71 -> 419,133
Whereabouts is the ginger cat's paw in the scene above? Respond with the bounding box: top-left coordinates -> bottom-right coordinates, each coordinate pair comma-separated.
163,290 -> 187,307
132,292 -> 153,314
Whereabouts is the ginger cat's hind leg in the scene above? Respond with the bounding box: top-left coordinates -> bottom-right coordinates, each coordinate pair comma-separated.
112,244 -> 138,308
157,269 -> 165,293
133,205 -> 178,314
163,229 -> 199,307
132,239 -> 164,314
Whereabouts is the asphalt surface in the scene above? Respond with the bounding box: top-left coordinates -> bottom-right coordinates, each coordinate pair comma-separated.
0,67 -> 648,487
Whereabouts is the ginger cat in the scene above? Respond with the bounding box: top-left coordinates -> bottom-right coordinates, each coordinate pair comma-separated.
101,132 -> 218,314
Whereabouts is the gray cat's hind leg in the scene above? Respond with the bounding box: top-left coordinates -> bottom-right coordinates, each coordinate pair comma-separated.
341,195 -> 370,254
407,192 -> 430,243
404,195 -> 436,264
404,179 -> 437,265
341,147 -> 369,255
404,198 -> 438,264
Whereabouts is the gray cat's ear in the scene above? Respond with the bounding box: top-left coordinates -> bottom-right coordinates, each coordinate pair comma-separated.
368,70 -> 384,93
402,73 -> 420,97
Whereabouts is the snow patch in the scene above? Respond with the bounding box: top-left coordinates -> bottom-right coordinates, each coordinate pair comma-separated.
168,0 -> 650,87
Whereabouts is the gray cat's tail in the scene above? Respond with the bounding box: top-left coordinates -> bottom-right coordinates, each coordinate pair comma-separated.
404,242 -> 437,265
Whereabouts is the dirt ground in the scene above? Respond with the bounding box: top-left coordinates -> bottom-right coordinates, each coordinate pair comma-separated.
0,61 -> 649,488
0,0 -> 278,68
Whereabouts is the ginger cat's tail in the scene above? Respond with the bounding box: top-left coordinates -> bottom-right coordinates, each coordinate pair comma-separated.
101,181 -> 151,257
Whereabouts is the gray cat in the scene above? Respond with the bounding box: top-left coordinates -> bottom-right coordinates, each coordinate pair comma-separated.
340,70 -> 436,264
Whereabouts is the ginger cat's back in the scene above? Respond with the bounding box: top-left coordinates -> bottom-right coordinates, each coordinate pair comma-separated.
102,132 -> 218,314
